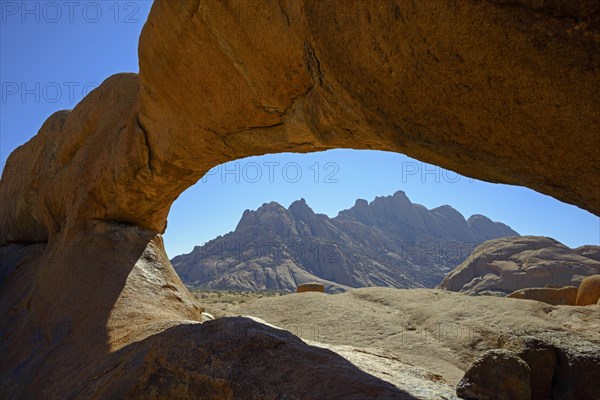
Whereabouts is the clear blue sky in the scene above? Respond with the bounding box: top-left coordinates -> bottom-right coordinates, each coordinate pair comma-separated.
2,1 -> 598,258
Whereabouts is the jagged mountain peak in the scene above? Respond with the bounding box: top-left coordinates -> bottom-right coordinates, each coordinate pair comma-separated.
173,190 -> 520,292
354,198 -> 369,207
467,213 -> 519,241
432,204 -> 458,212
290,197 -> 308,206
288,198 -> 315,215
235,201 -> 290,232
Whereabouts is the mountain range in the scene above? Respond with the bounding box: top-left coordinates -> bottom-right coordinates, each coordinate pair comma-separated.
172,191 -> 518,292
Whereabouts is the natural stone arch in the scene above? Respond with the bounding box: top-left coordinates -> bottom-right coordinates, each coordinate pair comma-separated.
1,1 -> 599,397
2,0 -> 599,246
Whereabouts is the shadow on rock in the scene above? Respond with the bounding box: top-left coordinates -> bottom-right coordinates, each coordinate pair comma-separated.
79,317 -> 414,399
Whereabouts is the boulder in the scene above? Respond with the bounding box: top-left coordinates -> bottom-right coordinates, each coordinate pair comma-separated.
545,283 -> 561,288
499,331 -> 600,400
576,274 -> 600,306
573,245 -> 600,261
456,349 -> 531,400
506,286 -> 579,305
297,283 -> 325,293
439,236 -> 600,295
11,317 -> 408,399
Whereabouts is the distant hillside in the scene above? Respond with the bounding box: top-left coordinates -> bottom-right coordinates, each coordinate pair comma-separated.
172,191 -> 518,292
438,236 -> 600,295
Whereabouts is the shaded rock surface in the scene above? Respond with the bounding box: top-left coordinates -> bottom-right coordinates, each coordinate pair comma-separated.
438,236 -> 600,295
0,225 -> 204,399
499,331 -> 600,400
456,349 -> 531,400
79,317 -> 415,400
172,193 -> 517,291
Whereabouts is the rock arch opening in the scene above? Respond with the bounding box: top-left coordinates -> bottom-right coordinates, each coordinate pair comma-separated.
165,148 -> 598,295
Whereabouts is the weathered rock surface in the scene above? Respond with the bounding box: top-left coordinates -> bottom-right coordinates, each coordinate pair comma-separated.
499,331 -> 600,400
223,287 -> 600,386
84,317 -> 417,400
507,286 -> 579,305
136,0 -> 600,224
576,274 -> 600,305
296,282 -> 325,293
2,0 -> 600,247
303,338 -> 459,400
574,245 -> 600,261
0,224 -> 205,398
438,236 -> 600,295
172,193 -> 517,291
456,349 -> 531,400
1,0 -> 600,398
458,332 -> 600,400
5,315 -> 418,399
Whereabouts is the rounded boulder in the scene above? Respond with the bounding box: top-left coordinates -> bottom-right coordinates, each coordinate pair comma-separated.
296,283 -> 325,293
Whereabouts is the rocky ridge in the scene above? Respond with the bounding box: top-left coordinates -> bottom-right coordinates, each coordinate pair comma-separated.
438,236 -> 600,295
172,192 -> 518,291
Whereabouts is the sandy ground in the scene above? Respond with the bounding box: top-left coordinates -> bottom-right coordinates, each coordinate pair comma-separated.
194,288 -> 600,387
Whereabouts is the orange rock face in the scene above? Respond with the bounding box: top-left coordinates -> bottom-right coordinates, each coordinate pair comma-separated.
296,283 -> 326,293
507,286 -> 579,306
1,0 -> 599,397
3,1 -> 600,246
576,275 -> 600,306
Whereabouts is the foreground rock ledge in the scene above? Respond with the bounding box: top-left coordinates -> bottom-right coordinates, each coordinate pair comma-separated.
456,349 -> 531,400
1,0 -> 599,398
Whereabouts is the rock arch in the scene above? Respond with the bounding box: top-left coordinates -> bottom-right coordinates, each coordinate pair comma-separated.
1,1 -> 599,397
